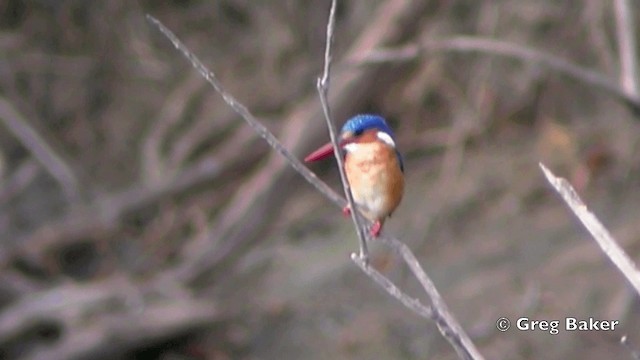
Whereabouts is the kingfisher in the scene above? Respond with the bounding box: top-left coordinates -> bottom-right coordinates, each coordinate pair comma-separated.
305,114 -> 404,237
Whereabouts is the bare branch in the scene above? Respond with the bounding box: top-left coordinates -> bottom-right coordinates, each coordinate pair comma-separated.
0,97 -> 82,202
317,0 -> 369,260
351,36 -> 640,111
149,1 -> 428,282
147,14 -> 485,360
317,5 -> 482,358
540,163 -> 640,296
613,0 -> 639,97
153,0 -> 436,285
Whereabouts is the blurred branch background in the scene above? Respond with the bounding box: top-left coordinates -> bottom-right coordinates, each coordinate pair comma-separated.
1,1 -> 640,359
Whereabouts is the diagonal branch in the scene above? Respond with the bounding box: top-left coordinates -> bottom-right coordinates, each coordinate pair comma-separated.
146,14 -> 484,360
540,163 -> 640,296
316,0 -> 369,260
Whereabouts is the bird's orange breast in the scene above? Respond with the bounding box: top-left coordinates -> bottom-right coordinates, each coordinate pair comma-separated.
344,141 -> 404,222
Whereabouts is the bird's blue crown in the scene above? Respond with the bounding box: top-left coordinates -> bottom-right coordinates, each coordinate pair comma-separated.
341,114 -> 395,138
341,114 -> 404,172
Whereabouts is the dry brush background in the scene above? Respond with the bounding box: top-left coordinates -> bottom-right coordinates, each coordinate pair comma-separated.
1,1 -> 640,359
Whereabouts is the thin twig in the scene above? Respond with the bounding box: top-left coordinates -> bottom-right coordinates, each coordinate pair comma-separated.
316,0 -> 369,260
0,96 -> 82,202
351,36 -> 640,111
146,14 -> 484,360
540,163 -> 640,296
613,0 -> 639,97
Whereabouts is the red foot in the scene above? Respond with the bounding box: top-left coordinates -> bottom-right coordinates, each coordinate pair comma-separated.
342,206 -> 351,217
369,221 -> 382,237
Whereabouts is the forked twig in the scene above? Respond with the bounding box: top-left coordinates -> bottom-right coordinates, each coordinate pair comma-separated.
147,13 -> 484,360
316,0 -> 369,260
540,163 -> 640,296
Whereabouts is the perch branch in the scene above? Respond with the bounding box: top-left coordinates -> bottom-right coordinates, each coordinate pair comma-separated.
317,6 -> 482,359
317,0 -> 369,260
540,163 -> 640,296
147,14 -> 484,360
155,0 -> 436,285
352,36 -> 640,111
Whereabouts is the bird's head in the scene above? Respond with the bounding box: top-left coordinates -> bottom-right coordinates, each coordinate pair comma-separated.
304,114 -> 398,162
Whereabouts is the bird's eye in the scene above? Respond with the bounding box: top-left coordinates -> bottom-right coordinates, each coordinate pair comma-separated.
354,129 -> 363,136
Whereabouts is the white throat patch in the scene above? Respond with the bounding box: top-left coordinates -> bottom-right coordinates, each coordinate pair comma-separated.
376,131 -> 396,148
344,142 -> 359,153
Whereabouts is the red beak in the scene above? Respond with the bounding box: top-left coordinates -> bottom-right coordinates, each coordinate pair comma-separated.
304,142 -> 335,162
304,138 -> 354,162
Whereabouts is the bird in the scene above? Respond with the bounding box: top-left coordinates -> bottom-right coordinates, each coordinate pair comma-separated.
304,114 -> 404,237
